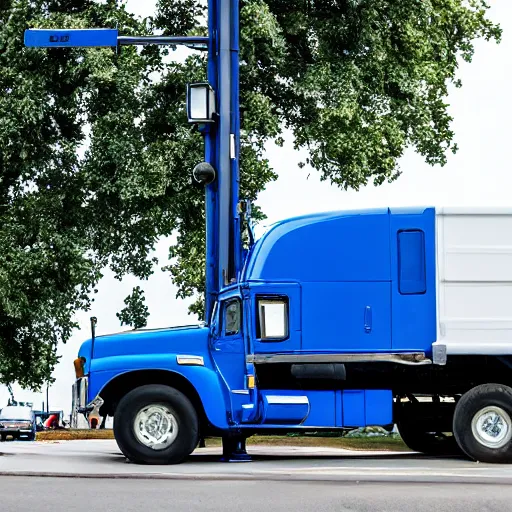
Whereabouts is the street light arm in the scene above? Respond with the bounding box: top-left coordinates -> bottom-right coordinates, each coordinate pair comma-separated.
24,29 -> 209,50
117,35 -> 208,50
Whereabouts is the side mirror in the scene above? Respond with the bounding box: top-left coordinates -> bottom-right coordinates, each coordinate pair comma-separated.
209,301 -> 219,337
210,318 -> 219,339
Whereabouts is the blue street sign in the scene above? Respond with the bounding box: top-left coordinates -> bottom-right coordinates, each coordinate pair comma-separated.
24,29 -> 119,48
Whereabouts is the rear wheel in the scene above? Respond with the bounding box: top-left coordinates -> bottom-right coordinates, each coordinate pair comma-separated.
114,384 -> 199,465
453,383 -> 512,463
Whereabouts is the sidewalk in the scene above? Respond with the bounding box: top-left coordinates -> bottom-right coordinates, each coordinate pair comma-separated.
1,440 -> 511,484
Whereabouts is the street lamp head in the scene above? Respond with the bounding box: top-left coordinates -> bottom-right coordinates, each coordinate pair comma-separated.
193,162 -> 216,186
187,83 -> 216,124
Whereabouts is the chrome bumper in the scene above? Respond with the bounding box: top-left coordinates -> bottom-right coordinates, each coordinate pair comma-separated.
71,377 -> 106,429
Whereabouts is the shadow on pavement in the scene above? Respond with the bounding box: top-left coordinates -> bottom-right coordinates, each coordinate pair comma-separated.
186,452 -> 467,464
96,450 -> 464,467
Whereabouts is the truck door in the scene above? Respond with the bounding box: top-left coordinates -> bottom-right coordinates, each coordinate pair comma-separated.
299,209 -> 393,352
210,288 -> 251,423
389,207 -> 436,352
301,281 -> 392,351
211,289 -> 246,390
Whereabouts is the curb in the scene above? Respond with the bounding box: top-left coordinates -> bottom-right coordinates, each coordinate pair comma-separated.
0,470 -> 511,485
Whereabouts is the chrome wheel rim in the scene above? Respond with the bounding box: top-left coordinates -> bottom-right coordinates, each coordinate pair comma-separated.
134,404 -> 179,451
471,405 -> 512,449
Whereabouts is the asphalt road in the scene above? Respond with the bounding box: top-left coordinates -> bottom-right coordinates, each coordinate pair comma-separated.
0,477 -> 510,512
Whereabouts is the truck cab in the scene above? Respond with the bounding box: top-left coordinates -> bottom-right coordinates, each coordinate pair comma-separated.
72,207 -> 512,465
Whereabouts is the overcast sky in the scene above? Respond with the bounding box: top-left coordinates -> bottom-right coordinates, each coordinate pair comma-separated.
2,1 -> 511,413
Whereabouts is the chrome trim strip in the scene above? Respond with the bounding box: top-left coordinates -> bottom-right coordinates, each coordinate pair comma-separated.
176,355 -> 205,366
266,395 -> 309,405
232,390 -> 250,395
247,352 -> 431,366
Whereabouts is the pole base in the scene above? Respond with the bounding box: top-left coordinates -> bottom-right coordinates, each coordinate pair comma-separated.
220,436 -> 252,462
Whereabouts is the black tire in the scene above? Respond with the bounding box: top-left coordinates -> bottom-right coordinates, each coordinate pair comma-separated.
453,383 -> 512,463
114,384 -> 199,465
0,434 -> 5,442
398,419 -> 462,456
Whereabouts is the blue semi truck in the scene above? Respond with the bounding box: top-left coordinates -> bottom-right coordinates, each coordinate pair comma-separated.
71,206 -> 512,465
23,0 -> 511,469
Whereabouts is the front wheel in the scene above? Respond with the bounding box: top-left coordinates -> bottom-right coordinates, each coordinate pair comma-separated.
453,383 -> 512,463
114,384 -> 199,465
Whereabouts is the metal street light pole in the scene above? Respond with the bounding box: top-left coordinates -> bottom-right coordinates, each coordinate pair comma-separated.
204,0 -> 241,322
216,0 -> 236,293
204,0 -> 219,322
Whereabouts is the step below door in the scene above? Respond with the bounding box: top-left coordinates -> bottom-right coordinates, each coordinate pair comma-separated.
259,390 -> 336,426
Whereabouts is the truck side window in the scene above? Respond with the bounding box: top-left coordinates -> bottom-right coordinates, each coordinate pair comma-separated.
398,230 -> 426,295
224,300 -> 241,336
257,297 -> 288,340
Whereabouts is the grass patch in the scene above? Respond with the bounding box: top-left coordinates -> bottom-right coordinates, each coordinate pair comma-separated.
249,435 -> 408,451
37,430 -> 408,451
37,429 -> 115,441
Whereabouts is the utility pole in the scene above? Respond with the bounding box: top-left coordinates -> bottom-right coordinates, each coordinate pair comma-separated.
25,0 -> 242,326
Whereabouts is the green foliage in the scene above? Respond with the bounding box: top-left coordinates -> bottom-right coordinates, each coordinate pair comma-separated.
0,0 -> 168,388
0,0 -> 500,388
116,286 -> 149,329
239,0 -> 502,188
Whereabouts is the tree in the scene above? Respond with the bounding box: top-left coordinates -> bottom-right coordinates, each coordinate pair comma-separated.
0,0 -> 500,389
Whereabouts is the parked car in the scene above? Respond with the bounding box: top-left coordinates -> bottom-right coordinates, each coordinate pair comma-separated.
0,406 -> 36,441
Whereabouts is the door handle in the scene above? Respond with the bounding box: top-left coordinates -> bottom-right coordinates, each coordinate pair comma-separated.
364,306 -> 372,334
